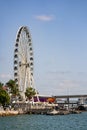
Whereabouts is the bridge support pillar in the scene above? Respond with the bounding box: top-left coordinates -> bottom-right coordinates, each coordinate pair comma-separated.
67,97 -> 70,110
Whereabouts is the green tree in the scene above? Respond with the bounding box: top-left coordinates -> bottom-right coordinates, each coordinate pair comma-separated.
0,82 -> 4,88
25,87 -> 36,100
6,79 -> 19,96
0,87 -> 10,106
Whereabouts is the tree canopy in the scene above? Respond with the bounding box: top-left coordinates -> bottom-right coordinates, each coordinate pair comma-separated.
0,87 -> 10,106
25,87 -> 36,100
6,79 -> 19,96
0,82 -> 4,88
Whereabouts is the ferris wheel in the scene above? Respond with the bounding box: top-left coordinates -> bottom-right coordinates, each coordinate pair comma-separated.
14,26 -> 34,97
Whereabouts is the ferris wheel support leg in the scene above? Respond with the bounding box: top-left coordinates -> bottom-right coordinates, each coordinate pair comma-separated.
32,75 -> 40,102
20,92 -> 25,100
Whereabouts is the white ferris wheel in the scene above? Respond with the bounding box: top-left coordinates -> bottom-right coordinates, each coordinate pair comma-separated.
14,26 -> 34,97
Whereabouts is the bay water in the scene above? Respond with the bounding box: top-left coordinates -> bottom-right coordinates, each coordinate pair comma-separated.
0,112 -> 87,130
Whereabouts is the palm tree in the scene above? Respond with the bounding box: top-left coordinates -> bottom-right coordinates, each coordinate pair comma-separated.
0,83 -> 10,106
0,82 -> 4,88
6,79 -> 19,96
25,87 -> 36,100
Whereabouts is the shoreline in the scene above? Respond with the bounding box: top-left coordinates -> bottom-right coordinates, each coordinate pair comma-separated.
0,109 -> 85,117
0,110 -> 23,116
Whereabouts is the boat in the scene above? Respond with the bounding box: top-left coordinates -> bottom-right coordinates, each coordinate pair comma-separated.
46,109 -> 59,115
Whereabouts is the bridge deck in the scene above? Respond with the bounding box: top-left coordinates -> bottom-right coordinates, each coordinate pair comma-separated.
54,95 -> 87,98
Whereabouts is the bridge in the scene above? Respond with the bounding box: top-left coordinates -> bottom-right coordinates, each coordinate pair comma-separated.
53,95 -> 87,107
54,94 -> 87,98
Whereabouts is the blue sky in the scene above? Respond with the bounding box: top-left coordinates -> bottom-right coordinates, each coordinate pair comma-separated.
0,0 -> 87,95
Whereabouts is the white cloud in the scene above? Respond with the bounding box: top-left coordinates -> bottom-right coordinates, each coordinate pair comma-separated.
40,71 -> 87,95
34,15 -> 54,21
0,74 -> 13,83
0,74 -> 11,79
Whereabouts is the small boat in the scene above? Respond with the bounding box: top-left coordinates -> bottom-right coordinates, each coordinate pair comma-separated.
46,109 -> 59,115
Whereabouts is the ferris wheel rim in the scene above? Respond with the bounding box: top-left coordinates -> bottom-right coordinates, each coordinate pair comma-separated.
14,26 -> 34,94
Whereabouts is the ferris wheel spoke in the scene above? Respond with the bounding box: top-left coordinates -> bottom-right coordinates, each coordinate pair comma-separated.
24,33 -> 28,58
19,40 -> 27,62
19,38 -> 26,60
19,66 -> 26,91
18,51 -> 25,63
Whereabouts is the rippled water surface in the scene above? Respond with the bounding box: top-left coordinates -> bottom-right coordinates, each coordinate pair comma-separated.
0,112 -> 87,130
